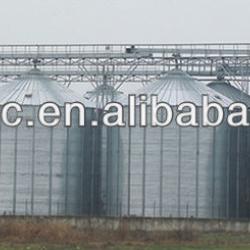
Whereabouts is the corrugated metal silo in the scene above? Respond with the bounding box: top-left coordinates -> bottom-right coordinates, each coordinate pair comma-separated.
0,68 -> 101,216
208,80 -> 250,218
101,70 -> 233,218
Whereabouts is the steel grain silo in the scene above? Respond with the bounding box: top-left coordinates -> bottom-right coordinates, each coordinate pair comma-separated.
208,80 -> 250,218
101,70 -> 233,218
0,68 -> 101,216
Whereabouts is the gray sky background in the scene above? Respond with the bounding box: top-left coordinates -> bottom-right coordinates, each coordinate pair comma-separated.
0,0 -> 249,44
0,0 -> 249,95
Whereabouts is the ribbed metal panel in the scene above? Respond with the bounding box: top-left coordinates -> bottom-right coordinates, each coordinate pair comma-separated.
120,70 -> 232,106
102,70 -> 233,218
207,81 -> 250,107
0,69 -> 101,216
0,69 -> 94,106
100,125 -> 123,216
208,80 -> 250,218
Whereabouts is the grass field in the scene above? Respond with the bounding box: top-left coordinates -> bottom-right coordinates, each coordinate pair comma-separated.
0,244 -> 249,250
0,220 -> 248,250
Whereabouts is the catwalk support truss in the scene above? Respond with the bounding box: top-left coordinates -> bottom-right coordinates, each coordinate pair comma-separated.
0,43 -> 250,106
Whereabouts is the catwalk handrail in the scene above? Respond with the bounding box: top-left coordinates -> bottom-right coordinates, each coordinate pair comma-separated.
0,43 -> 249,57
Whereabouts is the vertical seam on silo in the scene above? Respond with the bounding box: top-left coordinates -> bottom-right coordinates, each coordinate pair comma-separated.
110,127 -> 113,216
212,123 -> 216,218
116,127 -> 121,217
48,127 -> 53,216
97,118 -> 102,216
159,109 -> 164,217
86,119 -> 92,216
178,125 -> 181,218
236,126 -> 240,218
65,128 -> 69,215
195,120 -> 200,218
97,112 -> 102,216
226,122 -> 231,219
142,127 -> 147,217
31,106 -> 36,215
106,127 -> 111,216
127,127 -> 131,216
0,116 -> 2,175
13,126 -> 18,215
80,117 -> 85,215
247,120 -> 250,217
91,118 -> 96,216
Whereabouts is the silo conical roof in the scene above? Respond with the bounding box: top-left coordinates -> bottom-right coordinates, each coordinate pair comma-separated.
124,70 -> 232,106
0,68 -> 94,107
208,80 -> 250,107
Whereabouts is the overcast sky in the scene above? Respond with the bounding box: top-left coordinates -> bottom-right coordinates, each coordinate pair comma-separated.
0,0 -> 249,44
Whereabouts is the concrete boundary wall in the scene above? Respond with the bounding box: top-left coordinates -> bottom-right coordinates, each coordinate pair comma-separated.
1,216 -> 250,233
